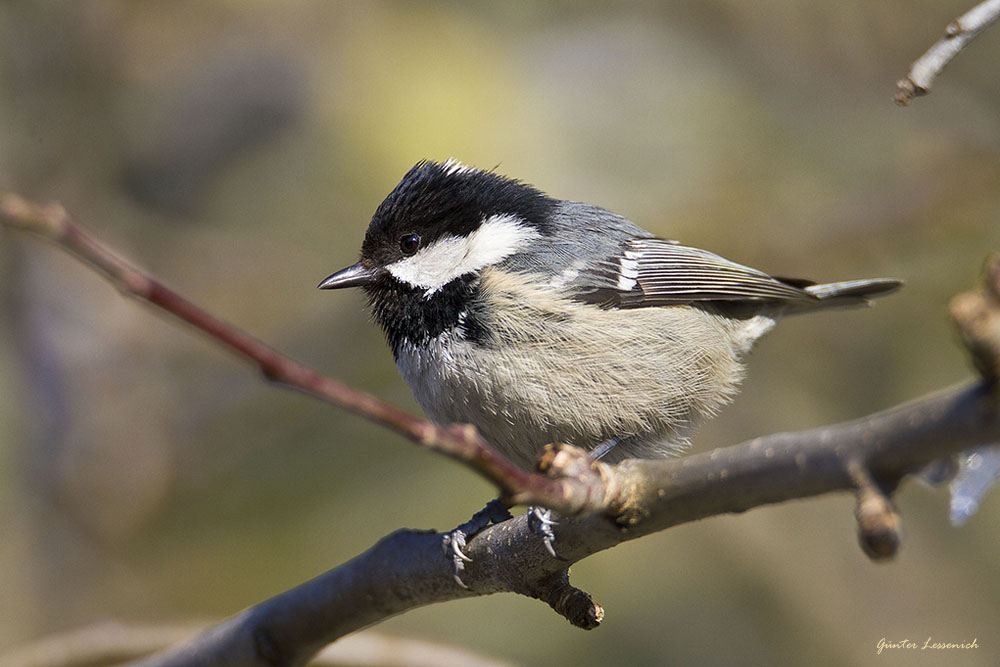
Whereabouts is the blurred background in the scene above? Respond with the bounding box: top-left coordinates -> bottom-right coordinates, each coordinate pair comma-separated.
1,2 -> 998,665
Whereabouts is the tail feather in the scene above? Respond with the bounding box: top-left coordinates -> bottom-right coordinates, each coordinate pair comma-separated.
799,277 -> 903,309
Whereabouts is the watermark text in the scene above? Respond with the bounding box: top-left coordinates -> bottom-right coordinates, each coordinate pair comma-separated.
877,637 -> 979,655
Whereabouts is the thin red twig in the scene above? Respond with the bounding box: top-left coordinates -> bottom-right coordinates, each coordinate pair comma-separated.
0,194 -> 594,513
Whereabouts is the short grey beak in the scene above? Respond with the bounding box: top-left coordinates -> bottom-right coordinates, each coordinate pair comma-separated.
318,262 -> 377,289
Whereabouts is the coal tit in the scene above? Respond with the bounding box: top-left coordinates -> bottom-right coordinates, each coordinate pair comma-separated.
319,159 -> 900,469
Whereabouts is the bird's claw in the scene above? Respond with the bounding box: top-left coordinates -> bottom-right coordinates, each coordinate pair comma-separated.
442,498 -> 513,588
442,529 -> 472,562
442,529 -> 473,588
528,506 -> 562,559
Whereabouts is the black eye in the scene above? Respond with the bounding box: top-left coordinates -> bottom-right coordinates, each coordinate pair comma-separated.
399,233 -> 420,255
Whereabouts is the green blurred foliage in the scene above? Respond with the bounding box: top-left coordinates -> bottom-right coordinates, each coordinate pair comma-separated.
1,1 -> 998,665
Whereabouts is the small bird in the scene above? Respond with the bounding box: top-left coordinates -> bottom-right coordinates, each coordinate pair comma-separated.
320,159 -> 900,470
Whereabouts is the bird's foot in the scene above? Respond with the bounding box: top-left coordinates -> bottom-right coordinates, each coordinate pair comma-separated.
528,505 -> 564,559
442,497 -> 513,588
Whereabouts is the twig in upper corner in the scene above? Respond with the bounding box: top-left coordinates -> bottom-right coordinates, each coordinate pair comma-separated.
894,0 -> 1000,105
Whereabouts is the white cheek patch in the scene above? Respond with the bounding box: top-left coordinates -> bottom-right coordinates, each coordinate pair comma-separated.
386,214 -> 541,294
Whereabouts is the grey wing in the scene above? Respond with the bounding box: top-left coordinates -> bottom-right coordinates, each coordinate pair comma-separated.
573,238 -> 819,308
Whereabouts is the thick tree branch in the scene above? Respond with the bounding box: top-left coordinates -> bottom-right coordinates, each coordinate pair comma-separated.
129,381 -> 998,667
3,195 -> 998,666
895,0 -> 1000,105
